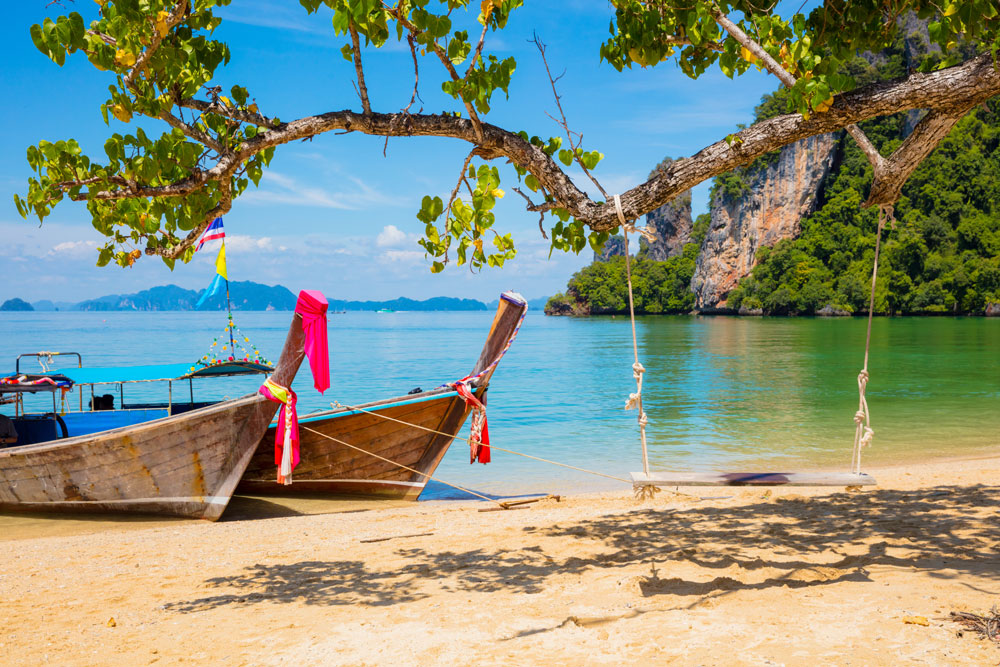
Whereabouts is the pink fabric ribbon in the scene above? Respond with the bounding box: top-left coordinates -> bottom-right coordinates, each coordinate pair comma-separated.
295,290 -> 330,394
454,381 -> 491,464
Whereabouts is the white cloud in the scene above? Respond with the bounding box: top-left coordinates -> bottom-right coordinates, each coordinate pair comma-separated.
217,1 -> 332,36
48,240 -> 98,256
240,171 -> 402,211
382,249 -> 425,264
375,225 -> 409,247
241,172 -> 355,209
225,235 -> 274,252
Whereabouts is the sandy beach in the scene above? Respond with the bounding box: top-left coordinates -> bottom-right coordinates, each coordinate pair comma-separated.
1,454 -> 998,666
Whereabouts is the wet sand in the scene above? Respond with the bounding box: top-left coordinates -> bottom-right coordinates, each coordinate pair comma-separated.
1,455 -> 998,666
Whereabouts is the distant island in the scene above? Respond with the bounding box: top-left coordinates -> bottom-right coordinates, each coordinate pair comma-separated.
3,282 -> 550,313
0,298 -> 34,312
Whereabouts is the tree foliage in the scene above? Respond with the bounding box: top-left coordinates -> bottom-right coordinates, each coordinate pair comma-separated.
15,0 -> 1000,272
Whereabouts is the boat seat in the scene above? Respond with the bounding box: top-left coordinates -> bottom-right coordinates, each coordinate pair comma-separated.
9,414 -> 67,446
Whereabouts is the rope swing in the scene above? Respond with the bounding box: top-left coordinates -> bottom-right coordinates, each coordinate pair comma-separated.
622,192 -> 879,490
614,194 -> 660,498
852,204 -> 894,475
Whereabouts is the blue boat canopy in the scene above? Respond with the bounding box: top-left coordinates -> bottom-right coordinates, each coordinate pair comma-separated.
49,360 -> 273,385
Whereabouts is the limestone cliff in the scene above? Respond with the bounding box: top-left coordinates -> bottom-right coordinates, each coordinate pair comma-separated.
641,190 -> 693,260
691,133 -> 839,309
594,157 -> 694,263
593,234 -> 627,262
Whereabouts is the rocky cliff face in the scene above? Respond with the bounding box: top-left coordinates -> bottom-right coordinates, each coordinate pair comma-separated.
691,132 -> 840,309
594,189 -> 693,263
593,234 -> 627,262
594,234 -> 625,262
642,190 -> 693,260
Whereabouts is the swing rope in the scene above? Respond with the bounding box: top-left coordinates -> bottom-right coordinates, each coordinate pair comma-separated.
852,204 -> 894,475
616,193 -> 882,490
614,194 -> 659,498
325,400 -> 631,484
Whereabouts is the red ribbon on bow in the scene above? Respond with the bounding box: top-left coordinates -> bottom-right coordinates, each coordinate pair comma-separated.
454,382 -> 490,464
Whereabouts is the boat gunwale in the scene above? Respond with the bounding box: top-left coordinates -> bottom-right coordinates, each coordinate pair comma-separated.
295,387 -> 471,424
0,392 -> 263,457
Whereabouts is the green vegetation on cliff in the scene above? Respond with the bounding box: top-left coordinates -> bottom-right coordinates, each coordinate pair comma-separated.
729,96 -> 1000,315
549,38 -> 1000,316
546,215 -> 709,315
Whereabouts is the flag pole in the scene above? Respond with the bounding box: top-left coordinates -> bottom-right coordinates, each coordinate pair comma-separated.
224,276 -> 235,352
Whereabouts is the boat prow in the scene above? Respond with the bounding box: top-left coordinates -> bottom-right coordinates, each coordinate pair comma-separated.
0,290 -> 328,520
239,291 -> 528,500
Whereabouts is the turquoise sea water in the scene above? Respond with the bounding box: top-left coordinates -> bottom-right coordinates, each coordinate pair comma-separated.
1,310 -> 998,499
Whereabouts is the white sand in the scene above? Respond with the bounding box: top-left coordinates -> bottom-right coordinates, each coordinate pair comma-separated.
1,455 -> 998,666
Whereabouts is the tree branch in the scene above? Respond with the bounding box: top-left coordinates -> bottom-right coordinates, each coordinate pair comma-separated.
389,7 -> 485,143
864,107 -> 968,206
713,11 -> 796,87
54,51 -> 1000,247
178,98 -> 279,129
664,34 -> 723,52
533,34 -> 608,200
444,149 -> 478,235
464,15 -> 491,79
158,110 -> 224,154
713,8 -> 951,210
123,0 -> 189,91
402,33 -> 421,114
349,22 -> 372,116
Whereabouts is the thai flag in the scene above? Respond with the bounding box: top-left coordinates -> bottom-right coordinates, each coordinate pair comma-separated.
196,217 -> 225,251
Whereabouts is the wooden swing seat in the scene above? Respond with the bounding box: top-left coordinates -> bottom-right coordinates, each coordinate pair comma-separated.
630,471 -> 877,487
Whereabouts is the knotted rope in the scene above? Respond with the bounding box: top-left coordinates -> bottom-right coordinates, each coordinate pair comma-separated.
330,400 -> 632,484
852,205 -> 894,474
444,299 -> 528,463
614,194 -> 658,501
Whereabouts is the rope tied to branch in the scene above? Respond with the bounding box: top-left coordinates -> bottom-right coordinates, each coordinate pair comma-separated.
614,194 -> 656,500
852,204 -> 894,474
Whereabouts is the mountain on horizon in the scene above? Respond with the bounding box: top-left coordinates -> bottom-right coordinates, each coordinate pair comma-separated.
9,282 -> 553,313
0,298 -> 34,312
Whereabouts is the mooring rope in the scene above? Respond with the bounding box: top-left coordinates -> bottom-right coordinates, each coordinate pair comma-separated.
299,424 -> 509,507
852,204 -> 893,475
326,400 -> 632,484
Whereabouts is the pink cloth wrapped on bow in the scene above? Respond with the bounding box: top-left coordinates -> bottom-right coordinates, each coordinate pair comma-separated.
295,289 -> 330,393
258,290 -> 329,484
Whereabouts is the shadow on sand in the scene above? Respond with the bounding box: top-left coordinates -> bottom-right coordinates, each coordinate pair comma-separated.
165,484 -> 1000,614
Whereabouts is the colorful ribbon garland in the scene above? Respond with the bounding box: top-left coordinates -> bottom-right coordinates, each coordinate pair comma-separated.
259,377 -> 299,485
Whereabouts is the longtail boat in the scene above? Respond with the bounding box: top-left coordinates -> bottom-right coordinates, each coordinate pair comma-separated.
0,290 -> 328,520
238,291 -> 527,500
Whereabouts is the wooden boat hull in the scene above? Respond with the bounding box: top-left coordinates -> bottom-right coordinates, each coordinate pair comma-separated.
0,395 -> 273,520
238,388 -> 476,500
0,292 -> 318,520
239,291 -> 528,501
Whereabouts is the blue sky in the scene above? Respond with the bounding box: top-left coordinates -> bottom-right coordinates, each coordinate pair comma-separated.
2,1 -> 788,304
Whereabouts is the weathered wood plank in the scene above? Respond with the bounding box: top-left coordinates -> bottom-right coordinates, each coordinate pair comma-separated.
630,471 -> 877,487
